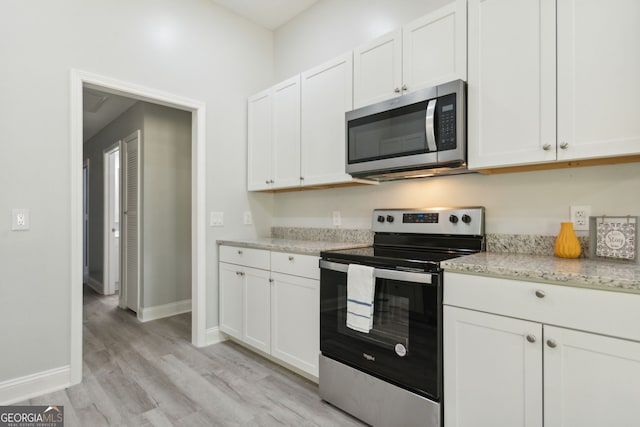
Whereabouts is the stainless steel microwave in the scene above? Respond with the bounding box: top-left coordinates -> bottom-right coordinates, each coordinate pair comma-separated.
346,79 -> 467,181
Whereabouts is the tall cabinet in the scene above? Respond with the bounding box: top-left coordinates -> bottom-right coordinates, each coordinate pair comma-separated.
468,0 -> 640,169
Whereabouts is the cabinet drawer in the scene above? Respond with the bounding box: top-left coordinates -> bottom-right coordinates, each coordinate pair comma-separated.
219,245 -> 270,270
271,252 -> 320,280
444,272 -> 640,343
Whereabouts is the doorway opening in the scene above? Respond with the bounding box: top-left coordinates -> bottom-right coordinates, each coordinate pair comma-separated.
70,70 -> 207,386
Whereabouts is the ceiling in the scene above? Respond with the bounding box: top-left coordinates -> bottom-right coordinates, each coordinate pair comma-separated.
209,0 -> 319,30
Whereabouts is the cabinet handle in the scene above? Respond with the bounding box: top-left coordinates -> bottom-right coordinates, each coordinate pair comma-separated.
526,334 -> 537,343
547,339 -> 557,348
270,179 -> 275,184
288,256 -> 294,261
237,250 -> 243,255
559,142 -> 569,150
542,144 -> 552,151
394,87 -> 401,93
300,176 -> 304,180
402,84 -> 408,91
235,271 -> 240,276
269,278 -> 274,283
239,272 -> 245,277
535,290 -> 545,298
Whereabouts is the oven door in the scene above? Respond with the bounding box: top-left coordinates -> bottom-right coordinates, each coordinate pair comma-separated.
319,260 -> 442,400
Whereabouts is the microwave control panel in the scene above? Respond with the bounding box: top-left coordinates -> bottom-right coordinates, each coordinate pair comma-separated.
437,93 -> 457,150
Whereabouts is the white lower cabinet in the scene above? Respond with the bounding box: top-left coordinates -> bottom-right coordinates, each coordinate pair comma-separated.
443,272 -> 640,427
271,272 -> 319,377
444,306 -> 542,427
243,267 -> 271,353
218,245 -> 320,379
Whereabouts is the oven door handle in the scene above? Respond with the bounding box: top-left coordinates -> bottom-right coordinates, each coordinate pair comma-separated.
320,260 -> 432,285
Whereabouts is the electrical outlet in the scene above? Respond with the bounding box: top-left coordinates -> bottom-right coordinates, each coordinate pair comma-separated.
570,205 -> 591,231
12,208 -> 30,231
243,211 -> 253,225
210,211 -> 224,227
332,211 -> 341,227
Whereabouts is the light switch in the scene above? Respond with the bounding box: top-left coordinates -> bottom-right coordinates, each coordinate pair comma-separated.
12,208 -> 30,231
210,211 -> 224,227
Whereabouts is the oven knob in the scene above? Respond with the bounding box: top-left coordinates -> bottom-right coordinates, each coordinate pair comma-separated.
449,215 -> 459,224
377,215 -> 385,223
386,215 -> 395,223
462,214 -> 472,224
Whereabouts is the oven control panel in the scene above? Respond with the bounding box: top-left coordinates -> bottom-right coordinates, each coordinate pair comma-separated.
372,207 -> 484,235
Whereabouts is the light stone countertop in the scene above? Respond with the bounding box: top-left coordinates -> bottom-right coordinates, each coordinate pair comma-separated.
442,252 -> 640,294
217,238 -> 370,256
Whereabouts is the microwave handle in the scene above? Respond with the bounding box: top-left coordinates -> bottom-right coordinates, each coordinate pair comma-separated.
425,99 -> 438,152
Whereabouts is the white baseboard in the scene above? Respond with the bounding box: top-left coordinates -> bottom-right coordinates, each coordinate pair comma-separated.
86,276 -> 104,294
139,299 -> 192,322
0,366 -> 71,405
205,327 -> 227,346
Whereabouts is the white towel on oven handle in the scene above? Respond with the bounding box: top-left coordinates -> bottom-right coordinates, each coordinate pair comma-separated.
346,263 -> 376,333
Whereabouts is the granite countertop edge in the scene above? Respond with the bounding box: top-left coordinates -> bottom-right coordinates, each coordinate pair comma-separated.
217,238 -> 370,256
442,252 -> 640,294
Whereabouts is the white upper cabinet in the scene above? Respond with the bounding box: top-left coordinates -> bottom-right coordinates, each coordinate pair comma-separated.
272,75 -> 302,188
247,89 -> 273,191
469,0 -> 640,170
353,1 -> 467,109
300,53 -> 354,186
557,0 -> 640,161
353,29 -> 403,109
403,0 -> 467,93
468,0 -> 556,169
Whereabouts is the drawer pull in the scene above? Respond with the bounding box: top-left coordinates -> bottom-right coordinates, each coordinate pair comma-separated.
535,290 -> 546,298
547,339 -> 557,348
526,334 -> 537,343
288,256 -> 294,261
237,250 -> 243,255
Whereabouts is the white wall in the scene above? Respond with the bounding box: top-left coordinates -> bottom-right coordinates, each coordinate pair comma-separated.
272,0 -> 640,236
0,0 -> 273,385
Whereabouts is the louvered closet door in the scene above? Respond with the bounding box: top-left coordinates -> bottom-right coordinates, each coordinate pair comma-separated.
123,131 -> 140,313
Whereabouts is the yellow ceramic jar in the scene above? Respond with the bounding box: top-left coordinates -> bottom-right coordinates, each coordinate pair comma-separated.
554,222 -> 582,259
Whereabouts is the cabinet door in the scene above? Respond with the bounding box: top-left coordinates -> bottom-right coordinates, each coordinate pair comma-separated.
247,89 -> 273,191
353,29 -> 402,109
272,76 -> 302,189
271,272 -> 319,378
219,262 -> 243,340
557,0 -> 640,160
403,0 -> 467,92
300,53 -> 354,186
444,306 -> 543,427
544,326 -> 640,427
467,0 -> 556,169
243,267 -> 271,353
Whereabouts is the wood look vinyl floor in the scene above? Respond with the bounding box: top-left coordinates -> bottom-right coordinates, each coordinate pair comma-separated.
22,286 -> 366,427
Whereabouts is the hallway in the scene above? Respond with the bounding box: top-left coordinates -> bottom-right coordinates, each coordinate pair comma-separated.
23,287 -> 364,426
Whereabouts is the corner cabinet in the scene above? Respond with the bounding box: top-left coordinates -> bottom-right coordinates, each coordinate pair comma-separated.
247,76 -> 301,191
218,245 -> 320,379
247,54 -> 376,192
443,272 -> 640,427
353,1 -> 467,109
468,0 -> 640,170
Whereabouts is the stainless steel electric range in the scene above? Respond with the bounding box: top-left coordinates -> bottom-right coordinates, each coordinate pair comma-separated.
319,207 -> 485,427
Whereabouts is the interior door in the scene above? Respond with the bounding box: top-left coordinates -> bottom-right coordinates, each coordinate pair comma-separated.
122,130 -> 140,312
105,145 -> 120,294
